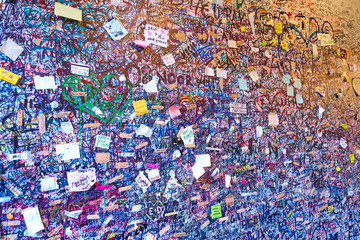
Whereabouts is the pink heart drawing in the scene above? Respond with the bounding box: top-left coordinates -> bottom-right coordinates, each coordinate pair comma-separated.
160,29 -> 165,35
148,31 -> 152,36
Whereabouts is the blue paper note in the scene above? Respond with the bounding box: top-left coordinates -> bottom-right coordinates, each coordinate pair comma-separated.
238,78 -> 248,90
296,94 -> 303,104
283,74 -> 290,84
294,78 -> 301,89
287,86 -> 294,96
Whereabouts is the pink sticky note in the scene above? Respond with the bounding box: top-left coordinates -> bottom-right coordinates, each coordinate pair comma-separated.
147,163 -> 159,169
241,177 -> 248,184
168,105 -> 181,119
38,114 -> 45,134
96,185 -> 111,190
134,40 -> 150,48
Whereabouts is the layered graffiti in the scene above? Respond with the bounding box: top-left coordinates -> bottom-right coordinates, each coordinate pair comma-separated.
0,0 -> 360,239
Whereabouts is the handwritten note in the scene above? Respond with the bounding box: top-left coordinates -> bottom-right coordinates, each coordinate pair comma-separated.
71,63 -> 90,76
103,18 -> 128,41
162,53 -> 175,66
181,126 -> 195,146
22,206 -> 45,235
55,143 -> 80,160
95,135 -> 111,149
275,22 -> 283,34
318,33 -> 334,46
40,177 -> 59,192
133,99 -> 148,116
67,168 -> 96,191
144,24 -> 168,47
135,171 -> 151,192
211,204 -> 222,219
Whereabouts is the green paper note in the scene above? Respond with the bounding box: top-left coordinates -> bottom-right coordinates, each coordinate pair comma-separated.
211,204 -> 222,219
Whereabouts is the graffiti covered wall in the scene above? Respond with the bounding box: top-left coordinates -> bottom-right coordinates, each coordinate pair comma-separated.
1,0 -> 360,239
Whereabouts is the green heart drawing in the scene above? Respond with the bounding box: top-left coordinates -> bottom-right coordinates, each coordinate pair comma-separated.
62,71 -> 133,126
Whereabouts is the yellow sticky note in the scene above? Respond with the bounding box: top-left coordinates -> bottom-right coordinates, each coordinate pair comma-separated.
336,166 -> 341,172
343,73 -> 351,82
281,41 -> 289,51
54,2 -> 83,21
133,99 -> 148,116
328,205 -> 334,212
275,22 -> 283,34
240,26 -> 246,32
350,154 -> 355,163
0,68 -> 20,85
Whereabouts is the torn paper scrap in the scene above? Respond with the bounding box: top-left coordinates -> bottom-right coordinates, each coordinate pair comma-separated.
192,162 -> 205,179
135,124 -> 153,138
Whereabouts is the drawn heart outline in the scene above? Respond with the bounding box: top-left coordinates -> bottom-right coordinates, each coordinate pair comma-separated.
62,71 -> 133,126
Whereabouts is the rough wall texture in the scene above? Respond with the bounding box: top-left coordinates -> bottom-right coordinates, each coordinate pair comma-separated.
0,0 -> 360,239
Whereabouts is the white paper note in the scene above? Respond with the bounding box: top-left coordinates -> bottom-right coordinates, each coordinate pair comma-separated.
205,66 -> 215,76
196,154 -> 211,167
256,126 -> 263,137
103,18 -> 128,41
135,171 -> 151,192
181,126 -> 195,145
61,121 -> 74,134
40,177 -> 59,192
216,68 -> 227,79
225,175 -> 231,188
144,24 -> 168,47
64,209 -> 82,219
143,75 -> 158,93
34,76 -> 57,90
71,63 -> 90,76
0,38 -> 24,61
56,143 -> 80,160
135,124 -> 153,138
67,168 -> 96,192
22,206 -> 45,235
162,54 -> 175,66
192,162 -> 205,179
248,12 -> 256,36
249,71 -> 259,82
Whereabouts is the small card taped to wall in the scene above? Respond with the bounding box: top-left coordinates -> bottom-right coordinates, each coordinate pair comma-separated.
71,63 -> 90,76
